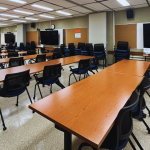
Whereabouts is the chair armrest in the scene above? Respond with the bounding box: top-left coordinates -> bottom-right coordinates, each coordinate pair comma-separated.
33,74 -> 39,81
69,66 -> 75,71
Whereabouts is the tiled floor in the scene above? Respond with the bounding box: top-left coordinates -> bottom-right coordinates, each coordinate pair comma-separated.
0,63 -> 150,150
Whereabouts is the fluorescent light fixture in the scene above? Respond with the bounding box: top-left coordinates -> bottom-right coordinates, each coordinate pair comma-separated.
0,24 -> 8,26
26,17 -> 38,20
32,4 -> 53,11
9,0 -> 26,4
117,0 -> 130,6
0,14 -> 19,18
12,20 -> 26,22
56,11 -> 72,15
0,18 -> 8,20
13,10 -> 34,15
39,15 -> 54,18
0,7 -> 7,10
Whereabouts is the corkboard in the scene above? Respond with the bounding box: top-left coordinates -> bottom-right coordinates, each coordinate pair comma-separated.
26,31 -> 38,45
115,24 -> 137,48
66,28 -> 88,46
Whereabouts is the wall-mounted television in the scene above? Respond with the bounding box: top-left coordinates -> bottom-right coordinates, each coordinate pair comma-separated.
40,30 -> 58,45
5,33 -> 15,44
143,23 -> 150,48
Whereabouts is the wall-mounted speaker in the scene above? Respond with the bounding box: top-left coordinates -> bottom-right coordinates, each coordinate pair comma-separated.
31,23 -> 35,28
126,9 -> 134,19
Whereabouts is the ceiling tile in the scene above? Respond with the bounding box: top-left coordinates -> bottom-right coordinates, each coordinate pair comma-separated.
127,0 -> 147,5
70,0 -> 95,5
69,6 -> 92,13
84,3 -> 108,11
133,3 -> 149,8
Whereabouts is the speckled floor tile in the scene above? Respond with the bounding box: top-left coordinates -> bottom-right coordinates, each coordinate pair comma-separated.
0,63 -> 150,150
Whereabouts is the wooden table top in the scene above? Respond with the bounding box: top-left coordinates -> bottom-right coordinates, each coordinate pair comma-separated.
0,55 -> 94,82
105,59 -> 150,77
1,50 -> 19,53
1,51 -> 27,56
143,53 -> 150,57
36,47 -> 55,51
29,69 -> 143,149
0,53 -> 53,64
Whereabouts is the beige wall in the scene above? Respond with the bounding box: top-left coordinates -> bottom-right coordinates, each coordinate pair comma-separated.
115,6 -> 150,25
1,25 -> 17,33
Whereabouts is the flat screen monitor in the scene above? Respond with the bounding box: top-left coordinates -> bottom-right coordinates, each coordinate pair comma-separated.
143,23 -> 150,48
40,30 -> 58,45
5,33 -> 15,44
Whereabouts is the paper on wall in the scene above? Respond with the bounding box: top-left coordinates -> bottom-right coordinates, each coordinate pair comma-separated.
143,48 -> 150,54
75,33 -> 81,38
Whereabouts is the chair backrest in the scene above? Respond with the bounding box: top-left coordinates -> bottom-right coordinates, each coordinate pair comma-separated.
35,54 -> 46,63
26,42 -> 31,50
2,70 -> 30,96
54,48 -> 61,53
7,49 -> 15,52
94,44 -> 105,52
43,63 -> 61,81
27,50 -> 36,55
77,43 -> 85,50
20,43 -> 24,48
9,57 -> 24,67
31,41 -> 36,50
41,48 -> 45,53
78,59 -> 90,70
68,43 -> 75,49
15,42 -> 17,47
8,52 -> 18,58
116,91 -> 139,141
60,44 -> 66,55
132,77 -> 150,117
117,41 -> 129,50
52,52 -> 62,60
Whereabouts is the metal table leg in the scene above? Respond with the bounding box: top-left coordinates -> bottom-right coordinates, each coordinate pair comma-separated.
64,131 -> 72,150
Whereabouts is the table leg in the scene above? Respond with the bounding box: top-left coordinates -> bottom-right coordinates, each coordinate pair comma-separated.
64,131 -> 72,150
145,56 -> 146,61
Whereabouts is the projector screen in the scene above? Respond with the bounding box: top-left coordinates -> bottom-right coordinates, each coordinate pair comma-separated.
5,33 -> 15,44
40,30 -> 58,45
143,23 -> 150,48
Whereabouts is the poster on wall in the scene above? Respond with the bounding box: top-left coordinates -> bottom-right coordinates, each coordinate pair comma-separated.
75,33 -> 81,38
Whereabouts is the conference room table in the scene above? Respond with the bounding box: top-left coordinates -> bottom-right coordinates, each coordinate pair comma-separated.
29,67 -> 143,150
0,55 -> 94,83
36,47 -> 55,54
1,49 -> 19,53
0,53 -> 53,64
0,51 -> 27,57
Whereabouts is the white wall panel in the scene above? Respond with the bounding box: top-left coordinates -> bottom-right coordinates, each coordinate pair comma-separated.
137,23 -> 143,49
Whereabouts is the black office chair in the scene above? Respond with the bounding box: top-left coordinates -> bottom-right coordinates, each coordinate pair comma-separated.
41,48 -> 48,53
68,59 -> 90,85
25,42 -> 31,51
9,57 -> 24,68
31,41 -> 36,50
19,43 -> 25,51
132,77 -> 150,134
89,56 -> 100,74
114,41 -> 130,63
27,50 -> 36,55
52,52 -> 62,60
75,43 -> 85,55
7,49 -> 15,52
65,43 -> 75,57
6,42 -> 14,50
33,63 -> 65,99
0,70 -> 32,130
8,52 -> 18,58
60,44 -> 66,55
35,54 -> 46,63
81,43 -> 93,56
93,44 -> 107,68
79,91 -> 143,150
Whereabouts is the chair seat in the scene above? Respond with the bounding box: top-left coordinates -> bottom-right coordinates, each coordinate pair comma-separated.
94,52 -> 103,54
90,64 -> 98,70
81,51 -> 88,53
75,49 -> 81,51
116,49 -> 128,53
132,105 -> 142,119
65,49 -> 70,52
0,86 -> 26,97
37,77 -> 59,85
71,68 -> 88,74
115,139 -> 129,150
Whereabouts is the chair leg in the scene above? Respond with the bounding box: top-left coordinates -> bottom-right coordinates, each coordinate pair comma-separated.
96,69 -> 98,73
84,74 -> 85,79
68,73 -> 73,86
26,88 -> 32,104
56,80 -> 65,89
146,91 -> 150,97
33,84 -> 37,100
37,84 -> 43,99
146,106 -> 150,116
128,138 -> 136,150
131,133 -> 144,150
73,74 -> 78,82
103,59 -> 104,69
141,117 -> 150,134
79,74 -> 81,81
0,108 -> 6,130
89,70 -> 95,74
16,95 -> 19,106
50,84 -> 52,93
87,72 -> 90,77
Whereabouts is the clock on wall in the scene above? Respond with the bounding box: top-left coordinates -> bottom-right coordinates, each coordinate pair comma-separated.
51,24 -> 55,29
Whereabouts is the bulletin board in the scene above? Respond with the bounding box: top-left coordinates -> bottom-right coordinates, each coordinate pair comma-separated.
115,24 -> 137,48
26,31 -> 38,45
66,28 -> 88,46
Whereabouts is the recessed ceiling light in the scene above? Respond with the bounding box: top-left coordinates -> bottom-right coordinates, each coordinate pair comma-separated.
26,17 -> 38,20
0,14 -> 19,18
31,4 -> 53,11
9,0 -> 26,4
39,15 -> 54,18
56,11 -> 72,15
0,7 -> 7,10
13,10 -> 34,15
117,0 -> 130,6
12,20 -> 26,22
0,24 -> 8,26
0,18 -> 8,20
